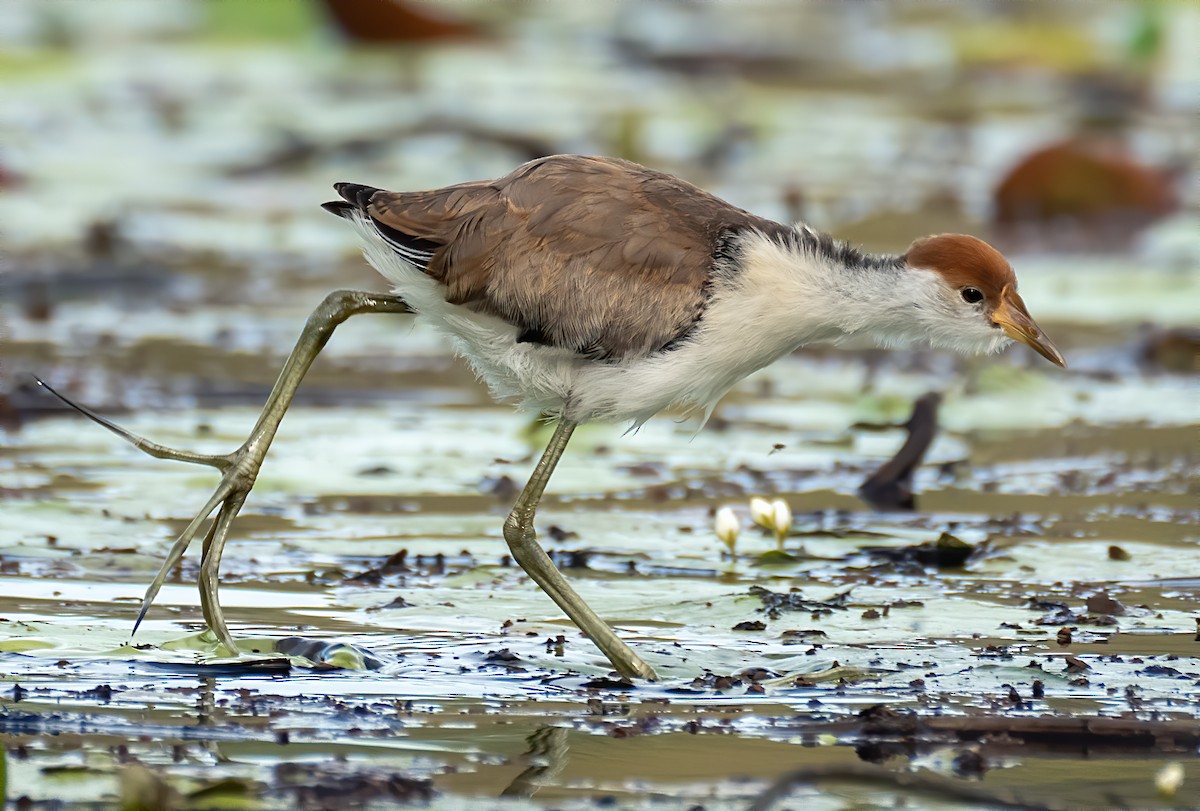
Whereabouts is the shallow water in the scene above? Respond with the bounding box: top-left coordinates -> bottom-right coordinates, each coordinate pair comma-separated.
4,290 -> 1198,806
2,2 -> 1200,808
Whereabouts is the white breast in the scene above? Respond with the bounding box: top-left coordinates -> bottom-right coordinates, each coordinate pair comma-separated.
353,221 -> 881,427
566,234 -> 845,425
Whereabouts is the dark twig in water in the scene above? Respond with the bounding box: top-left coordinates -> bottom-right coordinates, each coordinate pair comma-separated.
857,392 -> 941,510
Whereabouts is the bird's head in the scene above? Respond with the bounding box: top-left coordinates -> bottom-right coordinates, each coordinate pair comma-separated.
904,234 -> 1065,367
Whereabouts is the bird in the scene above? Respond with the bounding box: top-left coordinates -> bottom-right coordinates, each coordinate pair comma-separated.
43,155 -> 1065,681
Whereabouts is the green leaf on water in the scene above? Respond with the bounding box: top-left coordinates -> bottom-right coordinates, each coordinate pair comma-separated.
754,550 -> 799,565
0,639 -> 54,653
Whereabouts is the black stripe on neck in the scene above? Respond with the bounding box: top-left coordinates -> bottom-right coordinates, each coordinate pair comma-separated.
773,227 -> 905,273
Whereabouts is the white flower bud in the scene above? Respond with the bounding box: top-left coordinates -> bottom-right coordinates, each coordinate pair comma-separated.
771,499 -> 792,537
715,507 -> 740,547
749,497 -> 773,529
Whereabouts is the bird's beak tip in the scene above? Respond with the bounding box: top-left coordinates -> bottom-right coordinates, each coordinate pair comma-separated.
1000,321 -> 1067,368
1044,346 -> 1067,368
993,290 -> 1066,369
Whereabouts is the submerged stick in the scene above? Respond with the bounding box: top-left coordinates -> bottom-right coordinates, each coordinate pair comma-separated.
857,392 -> 941,511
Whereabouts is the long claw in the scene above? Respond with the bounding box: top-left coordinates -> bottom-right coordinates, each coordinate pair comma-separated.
34,376 -> 231,469
188,512 -> 222,619
198,491 -> 248,654
131,481 -> 234,637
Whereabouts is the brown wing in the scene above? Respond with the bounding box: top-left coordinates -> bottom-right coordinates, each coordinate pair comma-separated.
360,155 -> 782,359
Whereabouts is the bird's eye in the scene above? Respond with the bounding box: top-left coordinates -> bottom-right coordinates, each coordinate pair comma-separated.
961,287 -> 984,304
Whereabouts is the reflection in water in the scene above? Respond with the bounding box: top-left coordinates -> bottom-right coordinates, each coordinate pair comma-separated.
500,726 -> 570,799
196,677 -> 216,728
194,676 -> 231,765
748,764 -> 1052,811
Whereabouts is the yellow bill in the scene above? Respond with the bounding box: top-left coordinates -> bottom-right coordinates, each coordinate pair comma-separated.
992,285 -> 1066,367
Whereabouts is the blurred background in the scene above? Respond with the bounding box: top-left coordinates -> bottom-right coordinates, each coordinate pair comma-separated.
1,0 -> 1196,418
1,2 -> 1198,808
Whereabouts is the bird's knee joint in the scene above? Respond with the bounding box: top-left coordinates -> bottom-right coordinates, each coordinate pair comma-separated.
309,289 -> 365,328
227,452 -> 262,490
502,514 -> 522,541
502,513 -> 534,547
323,289 -> 361,309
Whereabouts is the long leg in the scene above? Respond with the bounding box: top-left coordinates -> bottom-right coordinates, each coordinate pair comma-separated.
503,421 -> 657,680
39,289 -> 410,653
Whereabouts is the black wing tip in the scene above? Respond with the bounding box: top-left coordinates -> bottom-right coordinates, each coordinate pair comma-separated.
324,183 -> 382,218
326,181 -> 442,270
321,200 -> 355,218
332,182 -> 382,209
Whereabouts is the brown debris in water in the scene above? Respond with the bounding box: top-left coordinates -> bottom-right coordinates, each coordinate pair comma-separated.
862,532 -> 976,569
1085,591 -> 1128,616
732,620 -> 767,631
366,595 -> 415,611
273,763 -> 434,807
749,584 -> 850,619
344,549 -> 410,584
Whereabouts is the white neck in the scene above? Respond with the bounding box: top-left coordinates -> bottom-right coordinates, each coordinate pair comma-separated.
719,229 -> 946,353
